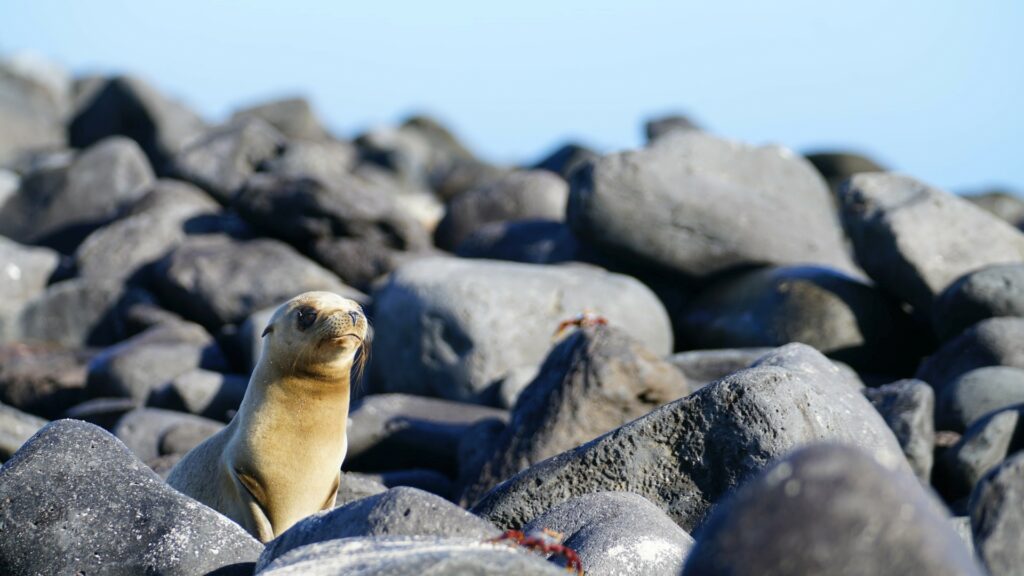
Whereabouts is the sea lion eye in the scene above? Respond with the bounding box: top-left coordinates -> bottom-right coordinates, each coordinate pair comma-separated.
296,306 -> 318,330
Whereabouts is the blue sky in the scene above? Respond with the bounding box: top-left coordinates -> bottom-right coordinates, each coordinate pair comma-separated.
2,1 -> 1020,192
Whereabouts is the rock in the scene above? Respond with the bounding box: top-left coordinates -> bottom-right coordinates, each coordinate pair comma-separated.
369,469 -> 456,500
171,118 -> 286,203
147,369 -> 248,422
0,61 -> 65,165
69,75 -> 207,173
0,168 -> 18,204
493,365 -> 540,409
159,419 -> 223,456
61,397 -> 137,430
457,219 -> 592,264
371,257 -> 673,403
346,393 -> 509,477
465,325 -> 689,502
933,264 -> 1024,341
0,137 -> 155,253
0,343 -> 92,419
916,317 -> 1024,397
75,179 -> 221,282
471,344 -> 906,530
1,53 -> 70,116
0,402 -> 47,461
231,96 -> 329,141
938,366 -> 1024,432
681,265 -> 921,373
524,492 -> 694,576
352,163 -> 446,232
805,151 -> 886,194
644,114 -> 701,142
434,170 -> 569,251
0,237 -> 60,311
681,444 -> 983,576
258,487 -> 501,570
963,190 -> 1024,229
335,471 -> 388,508
667,348 -> 774,389
235,173 -> 431,290
85,320 -> 226,402
863,379 -> 935,481
113,407 -> 225,463
261,138 -> 358,184
13,278 -> 149,347
0,420 -> 261,574
256,536 -> 567,576
567,131 -> 854,279
839,173 -> 1024,315
969,451 -> 1024,576
530,142 -> 599,179
151,235 -> 361,330
950,516 -> 975,556
939,406 -> 1024,501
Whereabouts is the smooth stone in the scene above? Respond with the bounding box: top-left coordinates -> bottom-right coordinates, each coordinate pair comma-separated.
916,317 -> 1024,396
933,263 -> 1024,341
0,343 -> 92,419
969,451 -> 1024,576
147,369 -> 248,422
938,406 -> 1024,501
12,278 -> 149,347
938,366 -> 1024,432
863,379 -> 935,481
113,407 -> 225,463
0,402 -> 47,461
231,96 -> 330,141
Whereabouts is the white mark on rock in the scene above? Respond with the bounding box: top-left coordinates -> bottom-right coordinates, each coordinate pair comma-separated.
5,263 -> 21,280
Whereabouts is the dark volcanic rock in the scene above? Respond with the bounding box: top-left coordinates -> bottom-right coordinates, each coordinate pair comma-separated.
667,348 -> 774,389
261,138 -> 357,184
69,75 -> 207,173
0,402 -> 47,461
371,257 -> 673,403
114,407 -> 225,463
863,379 -> 935,481
681,444 -> 983,576
969,451 -> 1024,576
0,62 -> 66,164
933,264 -> 1024,341
147,369 -> 248,422
530,142 -> 600,179
464,325 -> 689,502
257,536 -> 566,576
916,317 -> 1024,396
0,237 -> 60,332
963,190 -> 1024,229
805,151 -> 886,194
345,393 -> 509,477
14,278 -> 149,347
151,235 -> 360,330
839,173 -> 1024,316
234,173 -> 431,289
258,487 -> 501,570
335,471 -> 389,508
523,491 -> 695,576
644,113 -> 701,142
85,321 -> 228,402
939,406 -> 1024,501
0,137 -> 155,252
434,170 -> 569,251
681,265 -> 921,373
938,366 -> 1024,432
471,344 -> 906,530
567,131 -> 855,279
456,219 -> 591,264
171,118 -> 286,203
231,96 -> 330,141
62,397 -> 138,430
0,343 -> 92,419
0,420 -> 261,575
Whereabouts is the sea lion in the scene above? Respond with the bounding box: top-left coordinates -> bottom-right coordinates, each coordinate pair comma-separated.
167,291 -> 368,542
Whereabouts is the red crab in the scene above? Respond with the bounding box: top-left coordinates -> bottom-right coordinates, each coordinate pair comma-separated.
488,528 -> 584,575
554,311 -> 608,339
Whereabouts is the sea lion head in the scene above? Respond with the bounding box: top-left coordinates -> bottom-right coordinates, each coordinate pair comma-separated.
260,291 -> 370,379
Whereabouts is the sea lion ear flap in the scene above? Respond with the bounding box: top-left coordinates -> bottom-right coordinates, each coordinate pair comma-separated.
261,325 -> 273,338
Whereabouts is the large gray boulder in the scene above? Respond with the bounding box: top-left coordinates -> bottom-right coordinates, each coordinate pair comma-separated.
681,265 -> 920,373
937,366 -> 1024,432
0,237 -> 60,336
0,420 -> 261,575
0,137 -> 155,252
0,343 -> 93,418
964,190 -> 1024,230
916,317 -> 1024,397
471,344 -> 906,530
0,402 -> 47,461
434,170 -> 569,251
113,407 -> 225,463
464,325 -> 689,502
523,491 -> 695,576
257,487 -> 500,570
839,173 -> 1024,315
147,368 -> 248,422
151,235 -> 361,330
933,263 -> 1024,341
371,257 -> 673,403
863,379 -> 935,481
667,348 -> 774,389
231,96 -> 330,141
257,536 -> 567,576
0,61 -> 66,165
566,131 -> 855,278
938,406 -> 1024,501
12,278 -> 149,347
69,75 -> 207,173
970,451 -> 1024,576
681,444 -> 983,576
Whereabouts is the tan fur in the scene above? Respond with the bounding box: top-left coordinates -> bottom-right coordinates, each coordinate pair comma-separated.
167,292 -> 368,542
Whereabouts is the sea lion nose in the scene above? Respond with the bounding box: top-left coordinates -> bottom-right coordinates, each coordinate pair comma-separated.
347,310 -> 362,324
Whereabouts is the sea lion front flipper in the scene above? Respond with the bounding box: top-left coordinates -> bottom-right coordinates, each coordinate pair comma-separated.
320,472 -> 340,511
235,470 -> 275,542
